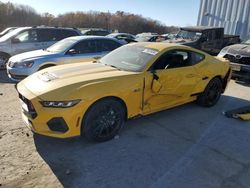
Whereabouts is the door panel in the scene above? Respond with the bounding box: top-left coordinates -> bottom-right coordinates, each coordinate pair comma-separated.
143,66 -> 201,113
12,41 -> 44,55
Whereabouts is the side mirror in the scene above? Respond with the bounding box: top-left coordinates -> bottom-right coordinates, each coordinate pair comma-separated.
150,70 -> 162,93
67,49 -> 77,55
11,38 -> 20,44
152,79 -> 162,93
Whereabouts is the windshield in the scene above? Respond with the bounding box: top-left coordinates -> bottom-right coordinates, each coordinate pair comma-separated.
176,30 -> 202,41
0,27 -> 25,42
99,45 -> 158,72
46,38 -> 77,53
242,38 -> 250,45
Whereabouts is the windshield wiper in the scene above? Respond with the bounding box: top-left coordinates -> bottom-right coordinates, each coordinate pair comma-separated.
110,65 -> 121,70
103,63 -> 121,70
110,65 -> 118,69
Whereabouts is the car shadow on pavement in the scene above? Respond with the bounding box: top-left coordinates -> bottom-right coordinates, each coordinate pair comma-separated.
33,95 -> 250,188
0,70 -> 16,84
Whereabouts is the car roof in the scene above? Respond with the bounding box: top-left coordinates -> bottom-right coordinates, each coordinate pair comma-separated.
180,26 -> 223,32
9,26 -> 79,32
64,35 -> 122,42
109,33 -> 133,36
81,28 -> 110,33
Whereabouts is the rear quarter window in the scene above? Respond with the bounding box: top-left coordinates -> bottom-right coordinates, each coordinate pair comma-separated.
37,29 -> 57,42
190,52 -> 205,65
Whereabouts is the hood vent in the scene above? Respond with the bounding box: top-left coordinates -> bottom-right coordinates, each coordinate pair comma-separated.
38,72 -> 58,82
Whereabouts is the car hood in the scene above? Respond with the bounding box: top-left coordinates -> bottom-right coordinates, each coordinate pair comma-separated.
9,49 -> 59,62
18,62 -> 137,99
226,44 -> 250,56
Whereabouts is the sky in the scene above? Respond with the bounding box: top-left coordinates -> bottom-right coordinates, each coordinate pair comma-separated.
2,0 -> 200,26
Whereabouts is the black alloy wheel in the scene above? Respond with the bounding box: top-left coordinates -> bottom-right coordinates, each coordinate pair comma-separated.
197,77 -> 223,107
82,98 -> 126,142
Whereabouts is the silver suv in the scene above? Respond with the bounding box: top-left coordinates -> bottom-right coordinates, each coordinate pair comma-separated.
7,36 -> 124,81
0,26 -> 81,68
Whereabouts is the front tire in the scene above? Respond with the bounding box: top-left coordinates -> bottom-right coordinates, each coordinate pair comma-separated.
197,77 -> 223,107
82,99 -> 126,142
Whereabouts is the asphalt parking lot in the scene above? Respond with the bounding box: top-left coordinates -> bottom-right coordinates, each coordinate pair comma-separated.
0,70 -> 250,188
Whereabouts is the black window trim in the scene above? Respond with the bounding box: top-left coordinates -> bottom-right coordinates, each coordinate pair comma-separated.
66,39 -> 98,55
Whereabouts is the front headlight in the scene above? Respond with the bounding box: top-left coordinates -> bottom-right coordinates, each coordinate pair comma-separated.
14,60 -> 34,68
40,99 -> 81,108
217,47 -> 229,57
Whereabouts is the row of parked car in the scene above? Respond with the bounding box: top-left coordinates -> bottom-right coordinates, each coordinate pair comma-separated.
0,25 -> 249,82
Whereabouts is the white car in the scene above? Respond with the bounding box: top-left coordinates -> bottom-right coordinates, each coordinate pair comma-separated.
0,26 -> 81,68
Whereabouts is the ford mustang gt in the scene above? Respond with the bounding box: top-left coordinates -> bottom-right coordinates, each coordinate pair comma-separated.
17,42 -> 231,142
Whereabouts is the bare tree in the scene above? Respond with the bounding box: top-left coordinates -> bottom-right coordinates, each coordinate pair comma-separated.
0,1 -> 179,34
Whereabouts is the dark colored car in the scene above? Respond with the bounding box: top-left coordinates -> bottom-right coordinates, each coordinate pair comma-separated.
135,35 -> 160,42
164,26 -> 240,55
107,33 -> 136,43
218,37 -> 250,80
81,29 -> 111,36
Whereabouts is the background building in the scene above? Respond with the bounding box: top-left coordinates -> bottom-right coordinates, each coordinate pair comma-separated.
197,0 -> 250,40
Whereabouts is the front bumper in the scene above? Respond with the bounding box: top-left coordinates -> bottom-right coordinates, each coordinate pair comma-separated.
17,84 -> 86,138
230,62 -> 250,80
6,64 -> 36,82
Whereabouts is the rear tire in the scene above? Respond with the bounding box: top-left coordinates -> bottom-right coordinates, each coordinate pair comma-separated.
82,99 -> 126,142
197,77 -> 223,107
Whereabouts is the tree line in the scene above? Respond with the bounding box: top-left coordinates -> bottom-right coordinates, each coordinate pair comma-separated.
0,1 -> 178,34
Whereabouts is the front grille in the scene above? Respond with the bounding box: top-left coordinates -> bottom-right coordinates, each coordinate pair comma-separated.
225,54 -> 250,65
19,93 -> 37,119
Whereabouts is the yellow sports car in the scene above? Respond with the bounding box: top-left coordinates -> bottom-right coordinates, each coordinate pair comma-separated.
17,43 -> 231,142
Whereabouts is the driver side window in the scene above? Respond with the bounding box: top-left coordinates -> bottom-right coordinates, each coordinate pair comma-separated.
71,40 -> 97,54
151,50 -> 204,70
152,50 -> 188,70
